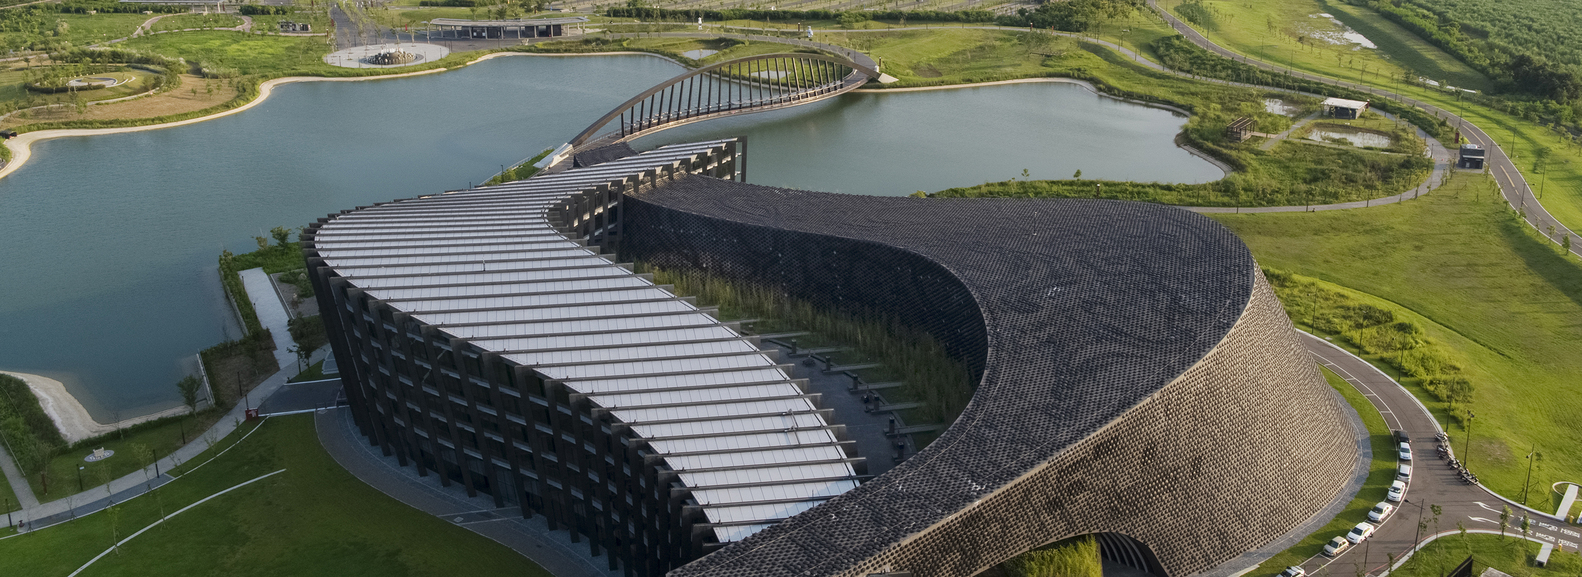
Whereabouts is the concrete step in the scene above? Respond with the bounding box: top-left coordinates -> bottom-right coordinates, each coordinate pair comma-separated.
825,363 -> 881,373
851,381 -> 905,391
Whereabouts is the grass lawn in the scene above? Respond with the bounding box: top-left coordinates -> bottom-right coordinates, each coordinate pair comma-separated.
28,411 -> 223,503
288,360 -> 328,383
43,13 -> 150,46
1211,173 -> 1582,504
1247,367 -> 1395,577
1163,0 -> 1488,92
1393,534 -> 1582,577
117,31 -> 334,76
0,65 -> 160,108
0,415 -> 551,576
149,14 -> 245,33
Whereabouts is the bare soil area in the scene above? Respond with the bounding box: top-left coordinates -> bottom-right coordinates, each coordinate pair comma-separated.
2,75 -> 241,129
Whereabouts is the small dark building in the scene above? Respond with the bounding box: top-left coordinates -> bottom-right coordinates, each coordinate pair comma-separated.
1322,97 -> 1369,120
427,16 -> 585,41
278,21 -> 311,32
1459,143 -> 1486,169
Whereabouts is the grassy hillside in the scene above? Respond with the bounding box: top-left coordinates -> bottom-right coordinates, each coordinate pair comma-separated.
1165,0 -> 1490,91
1213,173 -> 1582,507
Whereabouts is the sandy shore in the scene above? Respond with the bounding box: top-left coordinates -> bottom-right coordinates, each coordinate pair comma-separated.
1,371 -> 188,445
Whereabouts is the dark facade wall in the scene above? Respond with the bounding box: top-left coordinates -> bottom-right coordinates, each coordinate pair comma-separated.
620,196 -> 989,380
834,273 -> 1356,577
302,225 -> 707,577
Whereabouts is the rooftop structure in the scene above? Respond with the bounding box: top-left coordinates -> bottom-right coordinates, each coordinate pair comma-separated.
1321,97 -> 1370,119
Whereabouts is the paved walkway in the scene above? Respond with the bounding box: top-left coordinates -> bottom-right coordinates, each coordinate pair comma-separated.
1259,111 -> 1321,151
239,267 -> 298,371
314,408 -> 622,577
0,442 -> 38,509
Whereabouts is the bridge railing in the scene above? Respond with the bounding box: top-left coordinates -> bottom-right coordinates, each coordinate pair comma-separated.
568,52 -> 879,151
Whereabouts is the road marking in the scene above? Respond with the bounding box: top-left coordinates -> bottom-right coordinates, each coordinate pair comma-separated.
1469,516 -> 1497,524
1316,357 -> 1403,431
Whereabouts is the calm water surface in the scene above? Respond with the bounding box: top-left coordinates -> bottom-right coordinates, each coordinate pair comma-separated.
0,55 -> 1220,420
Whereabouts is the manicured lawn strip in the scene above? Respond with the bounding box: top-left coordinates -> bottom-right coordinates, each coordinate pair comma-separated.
1211,174 -> 1582,501
288,360 -> 328,383
0,415 -> 551,577
1394,534 -> 1582,577
1246,367 -> 1395,577
28,411 -> 224,503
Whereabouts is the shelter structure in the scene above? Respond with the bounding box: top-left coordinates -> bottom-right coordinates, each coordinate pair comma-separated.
426,16 -> 585,40
1459,143 -> 1486,169
1321,97 -> 1369,119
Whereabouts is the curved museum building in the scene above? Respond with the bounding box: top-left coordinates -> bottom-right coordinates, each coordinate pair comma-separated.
303,138 -> 1358,577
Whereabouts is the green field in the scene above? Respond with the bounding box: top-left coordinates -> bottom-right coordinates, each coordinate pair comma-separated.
117,31 -> 333,76
0,415 -> 550,577
1213,173 -> 1582,504
1393,0 -> 1582,71
149,14 -> 244,33
0,464 -> 18,515
1247,368 -> 1396,577
1394,533 -> 1582,577
1165,0 -> 1489,91
1163,0 -> 1582,245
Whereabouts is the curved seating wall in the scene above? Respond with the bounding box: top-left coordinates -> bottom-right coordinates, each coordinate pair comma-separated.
623,175 -> 1360,577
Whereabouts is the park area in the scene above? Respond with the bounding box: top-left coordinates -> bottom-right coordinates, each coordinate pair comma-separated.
0,415 -> 551,577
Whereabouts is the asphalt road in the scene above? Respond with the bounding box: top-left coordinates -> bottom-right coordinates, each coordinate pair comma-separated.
1148,0 -> 1579,259
1297,333 -> 1580,576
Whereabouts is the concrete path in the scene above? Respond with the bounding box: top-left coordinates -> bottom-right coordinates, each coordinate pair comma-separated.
0,442 -> 39,509
1292,333 -> 1581,577
1260,111 -> 1321,151
315,408 -> 622,577
239,267 -> 298,372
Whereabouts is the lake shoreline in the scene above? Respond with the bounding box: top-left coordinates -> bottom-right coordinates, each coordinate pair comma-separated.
0,371 -> 188,445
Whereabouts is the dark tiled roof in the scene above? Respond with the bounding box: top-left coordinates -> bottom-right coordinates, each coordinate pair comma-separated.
573,142 -> 639,168
642,175 -> 1256,577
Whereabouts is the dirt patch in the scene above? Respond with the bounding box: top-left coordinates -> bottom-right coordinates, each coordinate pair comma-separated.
912,63 -> 943,78
2,74 -> 241,130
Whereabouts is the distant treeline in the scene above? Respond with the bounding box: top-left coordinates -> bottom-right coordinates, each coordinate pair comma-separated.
418,0 -> 476,6
1366,0 -> 1580,101
238,5 -> 293,15
57,0 -> 184,13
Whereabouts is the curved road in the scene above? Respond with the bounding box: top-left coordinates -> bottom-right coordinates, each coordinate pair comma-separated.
1295,333 -> 1579,577
1149,0 -> 1579,257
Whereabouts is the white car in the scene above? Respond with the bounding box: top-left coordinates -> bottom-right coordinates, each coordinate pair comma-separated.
1323,536 -> 1351,557
1278,566 -> 1307,577
1368,502 -> 1395,522
1388,480 -> 1407,502
1399,442 -> 1413,461
1397,464 -> 1412,481
1346,522 -> 1376,544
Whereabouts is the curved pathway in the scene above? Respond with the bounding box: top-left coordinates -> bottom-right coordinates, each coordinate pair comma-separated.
1295,332 -> 1579,577
1147,0 -> 1579,257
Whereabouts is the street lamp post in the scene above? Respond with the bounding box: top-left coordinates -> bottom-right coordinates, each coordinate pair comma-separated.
76,465 -> 85,492
1463,411 -> 1475,471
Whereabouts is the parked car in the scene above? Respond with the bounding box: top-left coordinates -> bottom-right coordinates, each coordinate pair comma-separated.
1399,442 -> 1413,461
1278,566 -> 1307,577
1388,480 -> 1407,502
1323,536 -> 1351,557
1369,502 -> 1395,522
1347,522 -> 1376,544
1398,464 -> 1412,481
1395,430 -> 1410,443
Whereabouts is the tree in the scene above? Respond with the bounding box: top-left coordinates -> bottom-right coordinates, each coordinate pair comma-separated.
1073,169 -> 1082,178
270,226 -> 293,248
1499,505 -> 1511,539
106,504 -> 122,554
176,375 -> 201,413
